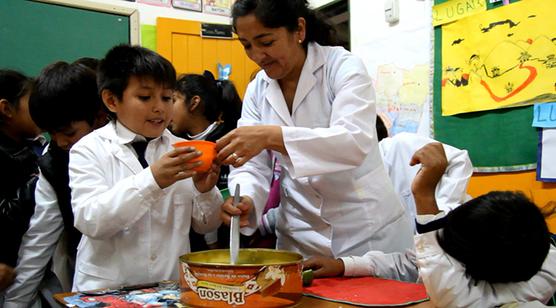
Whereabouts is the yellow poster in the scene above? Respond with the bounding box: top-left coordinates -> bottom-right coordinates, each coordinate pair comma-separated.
441,0 -> 556,116
432,0 -> 486,27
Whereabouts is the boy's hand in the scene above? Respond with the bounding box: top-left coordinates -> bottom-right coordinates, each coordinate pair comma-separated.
410,142 -> 448,215
0,263 -> 15,291
220,195 -> 253,228
151,146 -> 202,189
193,163 -> 220,193
302,256 -> 345,278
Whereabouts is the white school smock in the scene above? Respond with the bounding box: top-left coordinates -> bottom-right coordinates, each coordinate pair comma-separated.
379,133 -> 473,228
3,172 -> 65,308
416,231 -> 556,307
228,42 -> 413,259
69,121 -> 222,291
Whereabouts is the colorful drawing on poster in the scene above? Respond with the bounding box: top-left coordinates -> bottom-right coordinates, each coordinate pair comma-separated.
173,0 -> 202,12
204,0 -> 232,16
355,25 -> 430,136
137,0 -> 171,7
441,0 -> 556,116
375,64 -> 429,135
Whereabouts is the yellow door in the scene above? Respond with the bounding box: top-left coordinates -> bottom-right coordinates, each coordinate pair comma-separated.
156,17 -> 259,98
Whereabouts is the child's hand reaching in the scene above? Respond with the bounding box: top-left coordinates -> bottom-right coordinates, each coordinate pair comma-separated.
0,263 -> 15,291
302,256 -> 345,278
193,163 -> 220,193
151,146 -> 202,189
410,142 -> 448,215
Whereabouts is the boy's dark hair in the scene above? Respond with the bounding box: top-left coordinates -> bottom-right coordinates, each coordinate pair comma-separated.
0,70 -> 33,124
73,57 -> 100,71
29,61 -> 102,132
375,115 -> 388,141
97,44 -> 176,100
438,191 -> 551,283
176,71 -> 242,131
232,0 -> 338,48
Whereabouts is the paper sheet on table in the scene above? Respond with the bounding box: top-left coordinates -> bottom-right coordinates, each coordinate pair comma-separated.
303,277 -> 429,307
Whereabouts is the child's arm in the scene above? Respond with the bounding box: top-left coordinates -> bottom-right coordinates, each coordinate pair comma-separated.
189,163 -> 224,235
69,142 -> 202,239
303,250 -> 419,282
410,142 -> 448,216
3,174 -> 64,307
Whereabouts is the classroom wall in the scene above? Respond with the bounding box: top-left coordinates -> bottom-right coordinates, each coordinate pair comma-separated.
350,0 -> 433,137
350,0 -> 556,231
83,0 -> 231,25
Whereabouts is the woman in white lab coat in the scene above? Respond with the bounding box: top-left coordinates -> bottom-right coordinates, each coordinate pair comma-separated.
216,0 -> 413,258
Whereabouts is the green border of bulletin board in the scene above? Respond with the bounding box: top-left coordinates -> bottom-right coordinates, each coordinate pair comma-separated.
0,0 -> 139,76
433,0 -> 537,171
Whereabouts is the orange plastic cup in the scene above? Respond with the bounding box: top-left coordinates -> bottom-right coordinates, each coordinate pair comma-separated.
173,140 -> 216,173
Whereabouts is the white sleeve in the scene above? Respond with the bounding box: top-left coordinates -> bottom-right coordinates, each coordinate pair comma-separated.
3,175 -> 64,308
435,144 -> 473,212
340,249 -> 419,282
283,55 -> 377,178
69,142 -> 164,239
230,82 -> 274,236
190,186 -> 223,235
416,232 -> 556,307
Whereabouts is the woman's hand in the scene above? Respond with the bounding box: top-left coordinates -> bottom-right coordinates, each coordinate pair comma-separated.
193,163 -> 221,193
302,256 -> 345,278
216,126 -> 285,167
221,195 -> 254,228
151,147 -> 202,189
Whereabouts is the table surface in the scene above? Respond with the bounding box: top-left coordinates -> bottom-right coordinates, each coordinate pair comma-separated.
54,292 -> 434,307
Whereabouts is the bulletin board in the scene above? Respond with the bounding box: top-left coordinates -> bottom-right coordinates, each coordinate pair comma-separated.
433,0 -> 538,171
0,0 -> 139,76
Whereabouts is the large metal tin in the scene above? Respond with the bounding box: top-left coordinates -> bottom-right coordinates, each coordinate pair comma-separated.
179,249 -> 303,307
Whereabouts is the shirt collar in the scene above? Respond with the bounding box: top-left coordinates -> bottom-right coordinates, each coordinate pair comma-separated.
187,122 -> 219,140
114,120 -> 168,144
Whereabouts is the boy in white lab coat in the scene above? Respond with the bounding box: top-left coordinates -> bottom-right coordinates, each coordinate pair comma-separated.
304,143 -> 556,307
68,45 -> 223,291
4,60 -> 107,308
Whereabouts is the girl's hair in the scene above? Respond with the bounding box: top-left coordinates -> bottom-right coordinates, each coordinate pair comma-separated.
0,70 -> 32,107
438,191 -> 550,283
0,70 -> 33,124
175,71 -> 242,132
231,0 -> 337,47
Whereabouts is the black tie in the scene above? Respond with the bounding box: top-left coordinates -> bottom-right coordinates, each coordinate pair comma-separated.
131,141 -> 149,168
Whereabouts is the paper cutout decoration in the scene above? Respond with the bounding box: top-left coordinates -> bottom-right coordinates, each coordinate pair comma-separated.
537,128 -> 556,182
533,102 -> 556,128
432,0 -> 487,27
218,63 -> 231,80
441,0 -> 556,116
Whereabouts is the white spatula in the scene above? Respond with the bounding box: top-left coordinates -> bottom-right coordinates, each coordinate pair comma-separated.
230,183 -> 240,265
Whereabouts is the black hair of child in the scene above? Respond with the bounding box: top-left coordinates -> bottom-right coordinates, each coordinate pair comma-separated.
175,71 -> 242,132
29,61 -> 102,133
73,57 -> 100,71
231,0 -> 338,48
97,44 -> 176,101
375,115 -> 388,142
438,191 -> 551,283
0,70 -> 33,125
